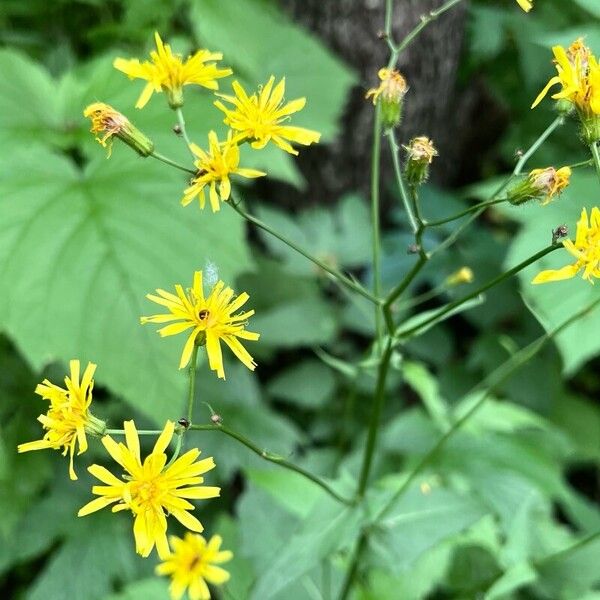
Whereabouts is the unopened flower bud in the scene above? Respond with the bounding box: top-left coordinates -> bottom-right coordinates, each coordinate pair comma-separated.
403,136 -> 438,185
445,267 -> 474,286
83,102 -> 154,157
366,68 -> 408,129
507,166 -> 571,206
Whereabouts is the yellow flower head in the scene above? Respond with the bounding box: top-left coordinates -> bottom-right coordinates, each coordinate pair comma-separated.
18,360 -> 102,480
533,207 -> 600,284
83,102 -> 154,157
214,76 -> 321,155
141,270 -> 259,378
365,68 -> 408,106
182,131 -> 266,212
156,533 -> 233,600
528,166 -> 572,205
446,267 -> 474,286
516,0 -> 532,12
78,420 -> 220,559
114,32 -> 232,109
531,39 -> 600,117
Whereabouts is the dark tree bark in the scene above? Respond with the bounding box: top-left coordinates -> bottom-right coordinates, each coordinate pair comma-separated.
279,0 -> 481,205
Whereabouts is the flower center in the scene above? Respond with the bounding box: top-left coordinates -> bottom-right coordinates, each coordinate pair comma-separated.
198,309 -> 209,321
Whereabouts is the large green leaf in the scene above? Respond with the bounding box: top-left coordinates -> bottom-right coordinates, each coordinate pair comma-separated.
0,145 -> 251,424
505,172 -> 600,374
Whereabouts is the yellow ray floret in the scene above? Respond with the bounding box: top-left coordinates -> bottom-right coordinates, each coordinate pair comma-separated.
18,360 -> 101,480
533,207 -> 600,284
141,270 -> 259,378
182,131 -> 265,212
531,39 -> 600,116
516,0 -> 532,12
156,533 -> 233,600
214,76 -> 321,155
114,32 -> 232,109
78,420 -> 220,559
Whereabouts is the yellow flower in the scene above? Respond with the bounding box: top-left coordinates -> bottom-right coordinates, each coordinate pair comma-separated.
531,39 -> 600,117
83,102 -> 154,157
140,270 -> 259,378
114,32 -> 232,109
516,0 -> 532,11
446,267 -> 474,286
528,166 -> 572,205
182,131 -> 265,212
78,420 -> 219,559
156,533 -> 233,600
365,68 -> 408,106
18,360 -> 102,480
533,207 -> 600,284
214,76 -> 321,155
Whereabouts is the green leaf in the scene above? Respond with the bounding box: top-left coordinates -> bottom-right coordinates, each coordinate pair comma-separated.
267,359 -> 336,408
103,579 -> 170,600
506,172 -> 600,373
573,0 -> 600,17
402,361 -> 450,429
0,145 -> 251,425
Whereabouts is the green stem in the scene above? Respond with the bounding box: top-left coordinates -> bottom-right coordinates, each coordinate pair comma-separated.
384,254 -> 428,310
428,207 -> 484,258
150,151 -> 196,175
104,429 -> 163,435
356,339 -> 394,497
388,131 -> 418,233
375,295 -> 600,523
189,424 -> 353,505
426,198 -> 506,228
397,244 -> 560,339
187,345 -> 199,424
589,142 -> 600,185
175,107 -> 196,159
513,116 -> 564,176
229,197 -> 380,305
371,104 -> 384,348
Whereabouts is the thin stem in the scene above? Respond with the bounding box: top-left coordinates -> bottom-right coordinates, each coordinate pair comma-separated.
356,339 -> 394,497
175,107 -> 196,159
189,424 -> 354,506
426,198 -> 506,228
371,104 -> 384,347
338,532 -> 368,600
589,142 -> 600,185
151,151 -> 196,175
388,131 -> 418,233
384,254 -> 428,310
187,345 -> 199,424
104,429 -> 163,435
536,530 -> 600,567
229,197 -> 380,305
428,207 -> 484,258
513,116 -> 564,176
397,244 -> 560,339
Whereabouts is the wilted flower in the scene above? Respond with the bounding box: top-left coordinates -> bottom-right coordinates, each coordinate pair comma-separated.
141,270 -> 259,378
114,32 -> 232,109
83,103 -> 154,157
366,68 -> 408,129
78,420 -> 219,559
403,136 -> 437,185
214,76 -> 321,155
508,166 -> 571,206
156,533 -> 233,600
182,131 -> 265,212
18,360 -> 103,480
533,207 -> 600,284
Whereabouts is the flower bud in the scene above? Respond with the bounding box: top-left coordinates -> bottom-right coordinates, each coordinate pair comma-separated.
445,267 -> 474,286
403,136 -> 438,186
83,102 -> 154,157
581,115 -> 600,144
366,68 -> 408,129
507,166 -> 571,206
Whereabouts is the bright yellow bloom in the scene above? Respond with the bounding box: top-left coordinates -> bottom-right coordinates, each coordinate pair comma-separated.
365,68 -> 408,106
214,76 -> 321,155
78,420 -> 219,559
516,0 -> 532,12
156,533 -> 233,600
446,267 -> 474,286
141,270 -> 259,378
532,39 -> 600,116
18,360 -> 102,480
114,32 -> 232,109
533,207 -> 600,284
182,131 -> 265,212
83,102 -> 154,157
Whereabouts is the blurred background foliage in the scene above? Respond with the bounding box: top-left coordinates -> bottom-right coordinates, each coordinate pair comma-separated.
0,0 -> 599,598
